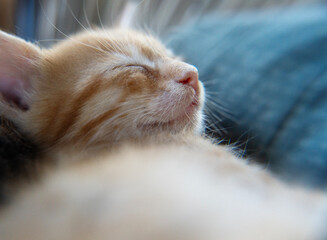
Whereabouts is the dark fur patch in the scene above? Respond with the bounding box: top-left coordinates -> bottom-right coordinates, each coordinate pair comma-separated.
0,116 -> 40,204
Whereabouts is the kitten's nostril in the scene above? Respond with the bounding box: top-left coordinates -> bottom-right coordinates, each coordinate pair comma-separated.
179,77 -> 192,85
177,70 -> 199,92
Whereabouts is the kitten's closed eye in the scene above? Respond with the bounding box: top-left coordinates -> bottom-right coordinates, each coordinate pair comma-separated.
123,64 -> 154,76
125,64 -> 148,70
112,64 -> 148,71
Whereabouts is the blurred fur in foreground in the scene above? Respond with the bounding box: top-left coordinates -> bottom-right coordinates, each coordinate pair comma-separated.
0,137 -> 326,240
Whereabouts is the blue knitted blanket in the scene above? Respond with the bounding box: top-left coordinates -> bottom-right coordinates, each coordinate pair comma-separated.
167,5 -> 327,188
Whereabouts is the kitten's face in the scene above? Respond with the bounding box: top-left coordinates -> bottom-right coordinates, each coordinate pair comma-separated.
0,29 -> 204,148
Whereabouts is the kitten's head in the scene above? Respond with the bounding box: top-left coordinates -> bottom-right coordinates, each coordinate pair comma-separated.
0,29 -> 204,149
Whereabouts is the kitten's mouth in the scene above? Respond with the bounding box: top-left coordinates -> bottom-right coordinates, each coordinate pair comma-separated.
140,99 -> 199,130
182,100 -> 199,118
164,98 -> 200,123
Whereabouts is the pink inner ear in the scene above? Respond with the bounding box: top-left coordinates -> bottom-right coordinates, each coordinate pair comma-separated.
0,31 -> 40,111
0,76 -> 29,111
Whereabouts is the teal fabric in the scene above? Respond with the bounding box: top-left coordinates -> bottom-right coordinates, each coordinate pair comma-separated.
166,6 -> 327,188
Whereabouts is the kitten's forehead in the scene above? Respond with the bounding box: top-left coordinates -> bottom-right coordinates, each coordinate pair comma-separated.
75,29 -> 170,60
49,29 -> 174,74
42,29 -> 175,84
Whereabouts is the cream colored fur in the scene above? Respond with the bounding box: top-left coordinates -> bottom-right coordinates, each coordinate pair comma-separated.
0,137 -> 326,240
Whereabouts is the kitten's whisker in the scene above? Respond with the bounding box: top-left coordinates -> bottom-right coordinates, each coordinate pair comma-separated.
204,106 -> 229,124
204,91 -> 222,97
205,94 -> 225,102
204,120 -> 229,136
96,0 -> 106,30
204,109 -> 223,123
65,0 -> 89,32
35,38 -> 62,42
202,78 -> 220,86
202,109 -> 229,135
185,111 -> 196,127
96,33 -> 122,56
205,124 -> 227,136
205,97 -> 234,118
234,129 -> 258,147
37,0 -> 107,54
205,95 -> 229,109
109,0 -> 118,27
82,0 -> 93,29
204,121 -> 223,133
66,1 -> 115,55
35,39 -> 63,47
96,35 -> 126,56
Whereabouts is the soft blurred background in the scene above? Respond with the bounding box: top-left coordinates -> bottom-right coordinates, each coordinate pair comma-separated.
1,0 -> 327,188
0,0 -> 324,43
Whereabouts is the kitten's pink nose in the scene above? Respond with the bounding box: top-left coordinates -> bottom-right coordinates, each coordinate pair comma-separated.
177,69 -> 199,93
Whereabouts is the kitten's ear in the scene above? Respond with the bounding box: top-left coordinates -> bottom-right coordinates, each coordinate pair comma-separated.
0,30 -> 41,111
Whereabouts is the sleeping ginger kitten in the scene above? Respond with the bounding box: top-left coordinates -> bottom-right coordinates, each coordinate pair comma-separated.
0,28 -> 203,191
0,29 -> 203,150
0,29 -> 327,239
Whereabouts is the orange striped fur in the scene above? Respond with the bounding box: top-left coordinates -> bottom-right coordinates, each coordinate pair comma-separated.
0,29 -> 204,152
